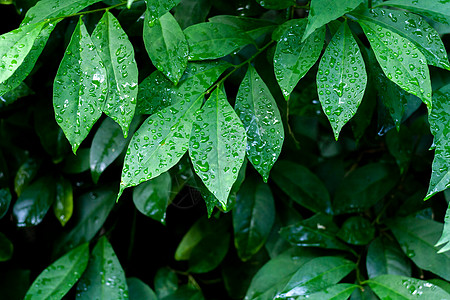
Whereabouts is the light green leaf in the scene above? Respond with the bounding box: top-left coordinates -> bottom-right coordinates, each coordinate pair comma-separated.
133,171 -> 171,224
53,18 -> 107,153
350,8 -> 450,70
127,277 -> 157,300
53,176 -> 73,227
233,176 -> 275,261
317,21 -> 367,140
235,65 -> 284,182
76,237 -> 128,299
296,284 -> 359,300
387,217 -> 450,280
209,15 -> 277,40
274,19 -> 325,99
189,88 -> 247,207
92,11 -> 138,137
435,202 -> 450,253
376,0 -> 450,25
0,188 -> 11,219
358,19 -> 432,108
257,0 -> 295,9
184,22 -> 253,60
303,0 -> 363,41
174,0 -> 211,29
427,279 -> 450,294
24,244 -> 89,300
145,0 -> 180,26
127,0 -> 135,9
368,275 -> 450,299
0,232 -> 13,261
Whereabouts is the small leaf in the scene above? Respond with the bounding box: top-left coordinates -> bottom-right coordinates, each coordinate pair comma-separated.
0,232 -> 13,262
184,22 -> 253,60
257,0 -> 295,10
76,237 -> 128,299
127,277 -> 157,300
435,202 -> 450,253
143,11 -> 188,85
174,0 -> 212,29
53,176 -> 73,227
337,216 -> 375,245
92,11 -> 138,137
0,188 -> 12,219
189,230 -> 230,273
376,0 -> 450,25
24,243 -> 89,300
317,21 -> 367,140
127,0 -> 135,9
53,17 -> 107,153
14,157 -> 40,196
189,88 -> 247,207
145,0 -> 180,26
154,267 -> 178,298
235,65 -> 284,181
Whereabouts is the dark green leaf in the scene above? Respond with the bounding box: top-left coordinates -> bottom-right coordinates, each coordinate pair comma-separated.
174,0 -> 211,29
160,285 -> 204,300
53,176 -> 73,227
0,269 -> 30,300
376,0 -> 450,25
0,188 -> 11,219
189,230 -> 230,273
14,157 -> 40,196
62,148 -> 90,174
386,127 -> 414,173
0,82 -> 33,107
257,0 -> 294,10
209,15 -> 277,40
145,0 -> 180,26
435,202 -> 450,253
76,236 -> 128,299
154,267 -> 178,298
296,283 -> 359,300
235,65 -> 284,181
337,216 -> 375,245
24,243 -> 89,300
127,277 -> 157,300
0,232 -> 13,261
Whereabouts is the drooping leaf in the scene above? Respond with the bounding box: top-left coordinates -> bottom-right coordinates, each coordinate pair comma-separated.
76,236 -> 128,299
92,11 -> 138,137
235,65 -> 284,181
303,0 -> 363,41
154,267 -> 178,298
376,0 -> 450,25
143,11 -> 188,85
24,244 -> 89,300
145,0 -> 180,26
127,0 -> 135,9
435,202 -> 450,253
271,160 -> 332,213
0,188 -> 11,219
274,19 -> 325,99
184,22 -> 253,60
53,176 -> 73,227
257,0 -> 295,10
14,157 -> 40,196
127,277 -> 157,300
189,88 -> 247,207
387,217 -> 450,280
209,15 -> 277,40
317,21 -> 367,140
174,0 -> 212,29
358,19 -> 432,108
53,17 -> 107,153
233,176 -> 275,261
0,232 -> 13,261
337,216 -> 375,245
296,284 -> 359,300
189,230 -> 230,273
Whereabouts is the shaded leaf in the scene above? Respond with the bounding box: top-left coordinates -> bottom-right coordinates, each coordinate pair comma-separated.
154,267 -> 178,298
14,157 -> 40,196
377,0 -> 450,25
0,269 -> 30,300
127,277 -> 157,300
160,285 -> 204,300
0,188 -> 11,219
145,0 -> 180,26
337,216 -> 375,245
62,148 -> 90,174
0,232 -> 13,261
257,0 -> 294,10
0,82 -> 34,107
53,176 -> 73,227
435,202 -> 450,253
189,229 -> 230,273
209,15 -> 277,40
174,0 -> 212,29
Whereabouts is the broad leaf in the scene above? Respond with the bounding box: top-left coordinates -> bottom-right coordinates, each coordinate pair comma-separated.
0,188 -> 11,219
0,232 -> 13,261
127,277 -> 157,300
209,15 -> 277,40
92,11 -> 138,137
76,236 -> 128,299
184,22 -> 253,60
296,284 -> 359,300
387,217 -> 450,280
274,19 -> 325,99
53,18 -> 107,153
317,21 -> 367,140
235,65 -> 284,181
143,11 -> 188,85
257,0 -> 295,10
14,157 -> 40,196
337,216 -> 375,245
154,267 -> 178,298
24,244 -> 89,300
145,0 -> 180,26
62,148 -> 90,174
435,202 -> 450,253
174,0 -> 212,29
377,0 -> 450,25
303,0 -> 363,41
53,176 -> 73,227
233,176 -> 275,261
189,88 -> 247,207
189,231 -> 230,273
358,19 -> 432,108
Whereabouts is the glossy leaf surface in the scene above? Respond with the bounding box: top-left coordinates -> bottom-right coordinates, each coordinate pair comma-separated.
296,284 -> 359,300
337,216 -> 375,245
0,188 -> 11,219
235,65 -> 284,181
189,231 -> 230,273
377,0 -> 450,25
127,277 -> 157,300
0,232 -> 13,261
53,176 -> 73,227
436,203 -> 450,253
145,0 -> 180,26
14,157 -> 40,196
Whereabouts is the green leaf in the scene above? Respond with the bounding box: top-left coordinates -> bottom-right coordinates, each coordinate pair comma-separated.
387,217 -> 450,280
189,230 -> 231,273
317,21 -> 367,140
257,0 -> 295,10
350,8 -> 450,70
235,65 -> 284,182
303,0 -> 363,41
14,157 -> 40,196
53,176 -> 73,227
0,269 -> 30,300
366,236 -> 412,279
427,279 -> 450,294
174,0 -> 211,29
24,243 -> 89,300
133,171 -> 171,224
277,256 -> 356,298
92,11 -> 138,137
274,19 -> 325,99
333,163 -> 398,214
209,15 -> 277,40
127,277 -> 157,300
0,188 -> 11,219
21,0 -> 102,26
189,88 -> 247,207
435,202 -> 450,253
184,22 -> 253,60
0,232 -> 13,261
160,285 -> 204,300
386,127 -> 414,173
358,19 -> 432,108
233,176 -> 275,261
53,18 -> 107,153
154,267 -> 178,298
76,236 -> 128,299
143,11 -> 188,85
337,216 -> 375,245
145,0 -> 180,26
0,82 -> 34,107
127,0 -> 135,9
13,176 -> 55,227
367,274 -> 450,299
271,160 -> 332,213
62,148 -> 90,174
119,95 -> 202,197
296,283 -> 359,300
376,0 -> 450,25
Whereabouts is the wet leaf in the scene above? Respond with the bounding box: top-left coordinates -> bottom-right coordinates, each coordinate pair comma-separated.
189,88 -> 247,207
184,22 -> 253,60
53,18 -> 107,153
358,19 -> 432,108
0,188 -> 11,219
209,15 -> 277,40
53,176 -> 73,227
24,244 -> 89,300
235,65 -> 284,181
189,230 -> 230,273
367,275 -> 450,299
127,277 -> 157,300
274,19 -> 325,99
76,236 -> 128,299
296,284 -> 359,300
317,21 -> 367,140
376,0 -> 450,25
257,0 -> 294,10
435,202 -> 450,253
174,0 -> 211,29
0,82 -> 34,107
303,0 -> 363,41
143,11 -> 188,85
0,232 -> 13,261
14,157 -> 40,196
145,0 -> 180,26
154,267 -> 178,298
92,11 -> 138,137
